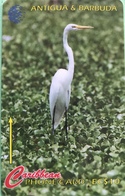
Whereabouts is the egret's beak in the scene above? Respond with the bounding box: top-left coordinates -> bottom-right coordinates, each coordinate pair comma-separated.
75,25 -> 94,29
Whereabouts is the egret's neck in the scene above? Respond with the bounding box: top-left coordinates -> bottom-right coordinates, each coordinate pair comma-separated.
63,31 -> 74,83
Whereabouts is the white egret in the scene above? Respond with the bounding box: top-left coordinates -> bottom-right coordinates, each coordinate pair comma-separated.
49,24 -> 93,135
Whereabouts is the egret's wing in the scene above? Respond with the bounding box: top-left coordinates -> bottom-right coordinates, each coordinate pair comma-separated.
54,92 -> 66,129
49,69 -> 69,129
66,85 -> 71,109
49,82 -> 66,129
49,80 -> 60,119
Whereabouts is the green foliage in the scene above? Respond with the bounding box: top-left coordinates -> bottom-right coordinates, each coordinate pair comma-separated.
1,0 -> 125,195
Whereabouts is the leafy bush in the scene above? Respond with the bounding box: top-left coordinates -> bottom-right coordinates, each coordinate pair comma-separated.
1,0 -> 125,195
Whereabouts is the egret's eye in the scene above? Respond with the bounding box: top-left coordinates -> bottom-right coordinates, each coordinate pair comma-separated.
72,25 -> 76,28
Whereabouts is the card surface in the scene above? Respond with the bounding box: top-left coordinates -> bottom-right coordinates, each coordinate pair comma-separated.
1,0 -> 125,195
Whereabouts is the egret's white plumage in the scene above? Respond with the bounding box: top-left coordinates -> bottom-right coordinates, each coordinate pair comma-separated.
49,24 -> 93,135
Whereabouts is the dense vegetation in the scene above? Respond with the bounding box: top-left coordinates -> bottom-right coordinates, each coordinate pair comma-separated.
1,0 -> 125,195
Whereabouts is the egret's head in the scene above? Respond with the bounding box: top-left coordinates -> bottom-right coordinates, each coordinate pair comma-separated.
64,23 -> 93,33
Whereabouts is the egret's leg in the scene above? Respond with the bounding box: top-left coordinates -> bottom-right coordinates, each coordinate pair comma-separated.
64,109 -> 68,136
52,106 -> 56,135
52,122 -> 54,135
